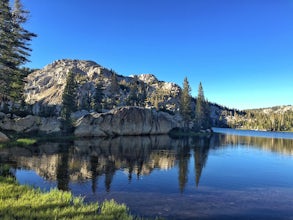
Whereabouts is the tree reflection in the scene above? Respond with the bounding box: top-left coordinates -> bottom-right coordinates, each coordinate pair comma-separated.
214,133 -> 293,155
104,159 -> 115,192
56,143 -> 70,191
1,133 -> 292,194
177,138 -> 190,193
90,156 -> 99,193
192,137 -> 211,187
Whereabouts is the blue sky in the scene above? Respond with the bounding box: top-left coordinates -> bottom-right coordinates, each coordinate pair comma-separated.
22,0 -> 293,110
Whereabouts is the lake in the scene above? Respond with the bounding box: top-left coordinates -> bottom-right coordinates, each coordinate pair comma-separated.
1,128 -> 293,219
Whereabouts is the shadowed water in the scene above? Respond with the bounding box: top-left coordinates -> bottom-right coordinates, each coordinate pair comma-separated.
1,130 -> 293,219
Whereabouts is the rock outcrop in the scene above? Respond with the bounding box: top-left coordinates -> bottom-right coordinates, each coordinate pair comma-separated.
0,114 -> 61,134
23,59 -> 182,115
74,106 -> 182,137
0,107 -> 182,136
24,59 -> 107,106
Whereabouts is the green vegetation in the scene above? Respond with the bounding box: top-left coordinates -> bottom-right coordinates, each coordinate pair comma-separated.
61,71 -> 78,133
193,82 -> 211,131
0,0 -> 36,112
178,79 -> 212,133
148,86 -> 169,111
126,75 -> 139,106
0,138 -> 37,148
228,107 -> 293,132
0,132 -> 78,149
179,77 -> 192,129
0,177 -> 134,220
92,79 -> 104,113
16,138 -> 37,145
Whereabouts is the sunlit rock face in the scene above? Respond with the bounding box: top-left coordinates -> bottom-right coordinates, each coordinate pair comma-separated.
23,59 -> 182,114
74,106 -> 183,137
24,59 -> 106,106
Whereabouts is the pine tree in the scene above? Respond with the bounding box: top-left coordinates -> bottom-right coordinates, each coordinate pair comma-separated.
127,75 -> 139,106
180,77 -> 192,129
138,82 -> 147,107
194,82 -> 210,130
92,80 -> 104,112
61,71 -> 77,133
110,71 -> 119,94
0,0 -> 14,99
0,0 -> 36,109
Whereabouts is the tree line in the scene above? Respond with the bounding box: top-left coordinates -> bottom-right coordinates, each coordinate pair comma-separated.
228,108 -> 293,132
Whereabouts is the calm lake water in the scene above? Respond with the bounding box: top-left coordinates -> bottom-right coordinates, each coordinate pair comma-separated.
1,128 -> 293,219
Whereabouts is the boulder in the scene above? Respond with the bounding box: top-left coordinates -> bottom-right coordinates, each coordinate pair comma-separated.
0,114 -> 61,134
74,106 -> 182,137
0,131 -> 9,142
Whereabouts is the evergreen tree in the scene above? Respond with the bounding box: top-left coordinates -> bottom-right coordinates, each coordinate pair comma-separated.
110,71 -> 119,94
0,0 -> 36,109
149,91 -> 160,111
92,80 -> 104,112
127,75 -> 139,106
109,72 -> 119,108
194,82 -> 210,130
61,71 -> 77,133
0,0 -> 15,100
180,77 -> 192,129
138,82 -> 147,107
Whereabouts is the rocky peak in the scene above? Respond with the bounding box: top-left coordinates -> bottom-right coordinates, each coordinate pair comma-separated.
24,59 -> 182,115
137,74 -> 159,84
24,59 -> 107,105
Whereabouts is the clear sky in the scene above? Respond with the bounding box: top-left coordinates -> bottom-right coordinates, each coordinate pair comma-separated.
22,0 -> 293,110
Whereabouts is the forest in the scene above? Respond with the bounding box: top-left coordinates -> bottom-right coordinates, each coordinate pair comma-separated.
228,107 -> 293,132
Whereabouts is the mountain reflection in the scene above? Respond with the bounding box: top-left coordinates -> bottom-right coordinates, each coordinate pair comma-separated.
213,133 -> 293,155
0,133 -> 292,193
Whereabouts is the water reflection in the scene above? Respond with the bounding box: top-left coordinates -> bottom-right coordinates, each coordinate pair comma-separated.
213,132 -> 293,155
0,136 -> 208,192
193,137 -> 210,187
0,132 -> 292,193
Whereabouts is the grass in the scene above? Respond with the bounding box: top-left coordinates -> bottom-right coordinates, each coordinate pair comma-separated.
16,138 -> 37,145
0,177 -> 134,220
0,138 -> 37,149
0,133 -> 77,149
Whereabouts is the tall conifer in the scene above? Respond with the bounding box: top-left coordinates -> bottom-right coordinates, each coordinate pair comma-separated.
0,0 -> 36,106
195,82 -> 210,130
92,79 -> 104,112
61,71 -> 77,132
180,77 -> 192,129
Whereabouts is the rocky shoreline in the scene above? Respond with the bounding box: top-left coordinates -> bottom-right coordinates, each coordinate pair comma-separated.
0,106 -> 184,140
